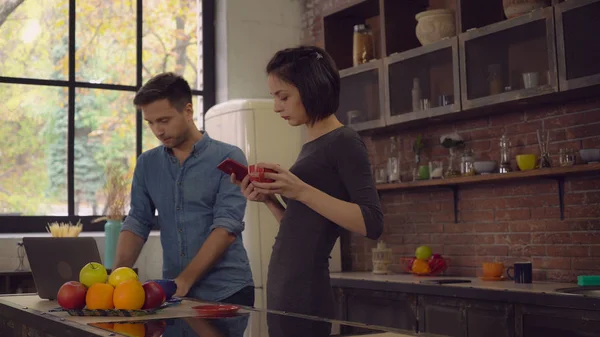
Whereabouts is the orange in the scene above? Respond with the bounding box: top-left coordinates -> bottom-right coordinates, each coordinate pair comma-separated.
113,279 -> 145,310
85,283 -> 114,309
113,322 -> 145,337
411,259 -> 431,275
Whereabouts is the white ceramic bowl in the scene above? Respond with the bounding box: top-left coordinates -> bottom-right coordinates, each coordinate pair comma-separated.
474,161 -> 497,174
580,149 -> 600,163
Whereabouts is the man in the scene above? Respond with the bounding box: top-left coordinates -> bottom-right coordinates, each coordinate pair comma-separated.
113,72 -> 254,306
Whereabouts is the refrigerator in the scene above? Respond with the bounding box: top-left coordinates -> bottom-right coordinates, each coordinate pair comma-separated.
204,99 -> 342,335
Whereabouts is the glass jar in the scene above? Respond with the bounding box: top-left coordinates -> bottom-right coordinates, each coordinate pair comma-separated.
461,149 -> 475,176
353,24 -> 375,67
559,148 -> 576,167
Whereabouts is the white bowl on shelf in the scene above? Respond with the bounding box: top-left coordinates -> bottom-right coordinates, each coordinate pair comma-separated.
474,161 -> 497,174
580,149 -> 600,163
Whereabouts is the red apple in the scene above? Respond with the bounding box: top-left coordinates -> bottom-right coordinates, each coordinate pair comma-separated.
142,281 -> 166,309
429,255 -> 447,273
57,281 -> 87,310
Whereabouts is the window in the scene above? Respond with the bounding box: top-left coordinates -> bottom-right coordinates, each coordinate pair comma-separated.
0,0 -> 215,233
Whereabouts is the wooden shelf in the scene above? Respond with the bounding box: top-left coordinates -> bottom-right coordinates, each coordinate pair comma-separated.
376,163 -> 600,223
377,162 -> 600,191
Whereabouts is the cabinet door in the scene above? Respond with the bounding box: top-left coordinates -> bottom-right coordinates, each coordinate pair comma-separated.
419,296 -> 514,337
465,299 -> 514,337
418,295 -> 465,337
337,61 -> 385,131
516,305 -> 600,337
344,288 -> 417,331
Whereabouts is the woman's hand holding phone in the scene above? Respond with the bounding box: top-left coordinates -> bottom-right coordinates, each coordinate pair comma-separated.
230,173 -> 270,203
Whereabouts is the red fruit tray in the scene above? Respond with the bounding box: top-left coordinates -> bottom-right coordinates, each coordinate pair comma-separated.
192,304 -> 240,317
401,257 -> 451,276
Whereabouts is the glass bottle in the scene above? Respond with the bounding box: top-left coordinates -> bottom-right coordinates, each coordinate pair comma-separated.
499,134 -> 511,173
387,136 -> 401,183
488,64 -> 503,95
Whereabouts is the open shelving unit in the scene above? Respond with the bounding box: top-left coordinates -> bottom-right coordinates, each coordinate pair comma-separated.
376,163 -> 600,223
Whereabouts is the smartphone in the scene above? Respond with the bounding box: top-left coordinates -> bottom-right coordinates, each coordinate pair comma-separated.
217,158 -> 248,181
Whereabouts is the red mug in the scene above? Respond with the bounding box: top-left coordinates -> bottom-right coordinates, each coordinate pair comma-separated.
248,165 -> 275,183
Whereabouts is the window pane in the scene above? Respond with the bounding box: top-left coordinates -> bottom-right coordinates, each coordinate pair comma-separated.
0,84 -> 68,215
74,89 -> 135,216
76,0 -> 137,85
143,0 -> 203,89
141,95 -> 203,152
194,95 -> 204,130
0,0 -> 68,80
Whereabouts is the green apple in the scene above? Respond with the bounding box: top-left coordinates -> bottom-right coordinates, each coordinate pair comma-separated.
79,262 -> 108,288
415,245 -> 433,260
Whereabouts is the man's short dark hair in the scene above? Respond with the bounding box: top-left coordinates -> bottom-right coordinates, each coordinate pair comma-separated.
266,45 -> 340,125
133,72 -> 192,112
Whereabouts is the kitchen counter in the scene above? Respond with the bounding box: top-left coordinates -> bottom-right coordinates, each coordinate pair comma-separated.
0,293 -> 431,337
330,272 -> 600,311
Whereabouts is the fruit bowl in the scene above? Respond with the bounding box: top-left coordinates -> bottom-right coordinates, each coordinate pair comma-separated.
401,256 -> 450,276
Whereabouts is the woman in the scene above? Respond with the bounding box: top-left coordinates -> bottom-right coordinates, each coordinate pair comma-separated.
231,45 -> 383,332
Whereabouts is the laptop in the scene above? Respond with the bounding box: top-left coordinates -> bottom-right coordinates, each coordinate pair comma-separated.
23,237 -> 103,300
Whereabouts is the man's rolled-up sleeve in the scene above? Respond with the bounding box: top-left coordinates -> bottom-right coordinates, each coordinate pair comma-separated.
121,154 -> 156,241
210,148 -> 248,236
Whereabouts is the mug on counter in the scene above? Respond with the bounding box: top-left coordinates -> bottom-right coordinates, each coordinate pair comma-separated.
507,262 -> 532,284
482,262 -> 504,278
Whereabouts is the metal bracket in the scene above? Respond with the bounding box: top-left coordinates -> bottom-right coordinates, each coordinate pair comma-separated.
557,177 -> 565,220
451,185 -> 459,224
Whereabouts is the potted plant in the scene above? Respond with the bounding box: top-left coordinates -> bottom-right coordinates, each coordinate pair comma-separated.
440,132 -> 465,177
93,164 -> 130,269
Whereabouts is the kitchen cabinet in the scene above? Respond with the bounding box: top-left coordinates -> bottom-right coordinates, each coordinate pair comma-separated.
459,7 -> 558,110
384,37 -> 460,127
333,287 -> 417,334
418,295 -> 514,337
516,305 -> 600,337
337,60 -> 386,131
555,0 -> 600,92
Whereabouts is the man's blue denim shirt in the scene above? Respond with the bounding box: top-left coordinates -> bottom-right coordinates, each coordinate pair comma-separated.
121,132 -> 253,302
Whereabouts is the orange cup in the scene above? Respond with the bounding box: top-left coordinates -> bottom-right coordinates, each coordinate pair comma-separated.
482,262 -> 504,278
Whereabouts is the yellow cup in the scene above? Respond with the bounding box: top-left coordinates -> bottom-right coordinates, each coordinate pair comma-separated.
516,154 -> 537,171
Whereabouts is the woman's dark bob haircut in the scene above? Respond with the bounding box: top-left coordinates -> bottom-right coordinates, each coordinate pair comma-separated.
266,45 -> 340,125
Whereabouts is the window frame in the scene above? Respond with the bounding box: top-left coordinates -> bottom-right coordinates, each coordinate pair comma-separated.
0,0 -> 216,233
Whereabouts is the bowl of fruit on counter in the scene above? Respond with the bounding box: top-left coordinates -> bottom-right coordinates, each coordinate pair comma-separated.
401,246 -> 450,276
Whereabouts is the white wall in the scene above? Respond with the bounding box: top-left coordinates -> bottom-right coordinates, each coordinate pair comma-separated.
0,0 -> 303,291
216,0 -> 303,102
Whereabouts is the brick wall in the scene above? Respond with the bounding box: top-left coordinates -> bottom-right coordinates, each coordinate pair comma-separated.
302,1 -> 600,282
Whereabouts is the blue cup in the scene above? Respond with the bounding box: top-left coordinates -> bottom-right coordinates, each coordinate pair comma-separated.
148,279 -> 177,300
507,262 -> 532,284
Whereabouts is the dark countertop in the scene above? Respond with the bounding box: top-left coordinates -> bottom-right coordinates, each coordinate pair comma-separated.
330,272 -> 600,311
0,293 -> 431,337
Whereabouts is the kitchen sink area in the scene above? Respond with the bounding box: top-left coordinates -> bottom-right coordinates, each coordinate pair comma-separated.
555,286 -> 600,298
